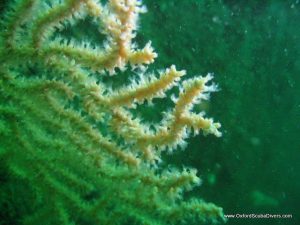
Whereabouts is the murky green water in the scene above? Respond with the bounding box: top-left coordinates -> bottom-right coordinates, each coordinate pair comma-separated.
141,0 -> 299,224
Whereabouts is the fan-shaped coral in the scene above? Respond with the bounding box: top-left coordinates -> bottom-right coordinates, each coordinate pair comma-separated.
0,0 -> 224,224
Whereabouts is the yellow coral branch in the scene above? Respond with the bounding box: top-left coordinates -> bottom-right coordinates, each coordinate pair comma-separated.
107,65 -> 185,107
30,0 -> 87,47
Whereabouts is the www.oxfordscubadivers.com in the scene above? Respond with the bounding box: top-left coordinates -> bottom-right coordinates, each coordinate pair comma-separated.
224,213 -> 293,219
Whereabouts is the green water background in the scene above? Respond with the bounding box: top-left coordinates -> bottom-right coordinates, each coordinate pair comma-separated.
139,0 -> 300,224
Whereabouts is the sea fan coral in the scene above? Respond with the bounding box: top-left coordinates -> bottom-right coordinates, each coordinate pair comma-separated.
0,0 -> 224,224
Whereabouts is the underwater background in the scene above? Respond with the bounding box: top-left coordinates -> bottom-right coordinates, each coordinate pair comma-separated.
139,0 -> 300,224
0,0 -> 299,225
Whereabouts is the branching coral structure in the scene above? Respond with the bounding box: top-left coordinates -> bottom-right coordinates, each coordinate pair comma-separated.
0,0 -> 224,224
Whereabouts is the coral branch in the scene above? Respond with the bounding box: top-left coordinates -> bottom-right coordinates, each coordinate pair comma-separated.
106,65 -> 185,107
